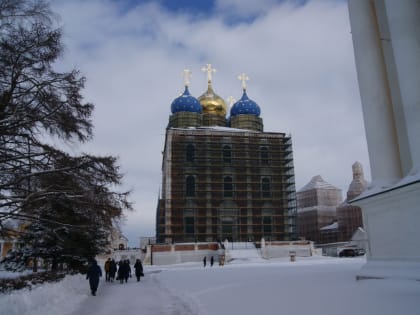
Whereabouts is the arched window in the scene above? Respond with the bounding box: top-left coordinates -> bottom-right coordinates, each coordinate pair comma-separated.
186,175 -> 195,197
261,177 -> 271,198
224,176 -> 233,197
186,144 -> 195,162
260,146 -> 270,165
223,145 -> 232,163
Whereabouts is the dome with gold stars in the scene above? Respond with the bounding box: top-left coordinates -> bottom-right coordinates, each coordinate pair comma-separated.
171,86 -> 202,114
230,89 -> 260,117
230,73 -> 260,117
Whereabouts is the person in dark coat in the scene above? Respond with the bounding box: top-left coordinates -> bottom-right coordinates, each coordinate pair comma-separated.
104,258 -> 111,282
117,260 -> 124,284
123,259 -> 131,283
210,256 -> 214,267
134,259 -> 144,282
86,260 -> 102,296
203,256 -> 207,267
109,258 -> 117,282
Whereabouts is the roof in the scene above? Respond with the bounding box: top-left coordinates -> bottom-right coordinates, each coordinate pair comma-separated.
298,175 -> 340,192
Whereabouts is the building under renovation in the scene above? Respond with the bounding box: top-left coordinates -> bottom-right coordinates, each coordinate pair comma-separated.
156,65 -> 297,244
297,175 -> 342,243
336,162 -> 368,242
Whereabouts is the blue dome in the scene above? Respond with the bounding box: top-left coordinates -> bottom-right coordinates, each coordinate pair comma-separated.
171,86 -> 202,114
230,90 -> 260,117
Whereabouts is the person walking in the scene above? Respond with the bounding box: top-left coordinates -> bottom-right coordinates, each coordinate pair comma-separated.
86,260 -> 102,296
104,258 -> 111,282
134,259 -> 144,282
109,258 -> 117,282
117,260 -> 124,284
118,259 -> 131,283
203,256 -> 207,267
210,256 -> 214,267
123,259 -> 131,283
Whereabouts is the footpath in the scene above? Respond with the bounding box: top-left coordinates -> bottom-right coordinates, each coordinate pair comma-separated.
70,270 -> 195,315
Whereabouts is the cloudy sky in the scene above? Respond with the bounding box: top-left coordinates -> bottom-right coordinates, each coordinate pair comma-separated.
50,0 -> 370,246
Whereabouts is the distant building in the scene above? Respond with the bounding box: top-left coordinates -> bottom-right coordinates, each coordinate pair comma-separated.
297,175 -> 342,243
336,162 -> 368,242
156,65 -> 298,244
140,237 -> 156,250
109,227 -> 128,251
0,232 -> 18,259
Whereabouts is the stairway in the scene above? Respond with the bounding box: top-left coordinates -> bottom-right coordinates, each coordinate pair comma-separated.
225,242 -> 263,262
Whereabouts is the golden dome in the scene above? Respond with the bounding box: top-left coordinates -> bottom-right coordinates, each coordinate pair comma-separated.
198,81 -> 227,116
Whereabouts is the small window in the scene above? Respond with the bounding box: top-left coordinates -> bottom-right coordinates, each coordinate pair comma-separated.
224,176 -> 233,197
186,175 -> 195,197
186,144 -> 195,162
185,217 -> 195,234
260,146 -> 270,165
223,145 -> 232,163
263,216 -> 272,235
261,177 -> 271,198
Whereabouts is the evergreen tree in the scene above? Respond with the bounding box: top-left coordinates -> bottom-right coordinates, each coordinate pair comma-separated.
0,0 -> 132,271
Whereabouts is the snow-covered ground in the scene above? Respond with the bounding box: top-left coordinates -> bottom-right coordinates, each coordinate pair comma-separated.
1,256 -> 419,315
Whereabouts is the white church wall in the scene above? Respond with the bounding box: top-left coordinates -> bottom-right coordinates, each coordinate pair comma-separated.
357,182 -> 420,262
261,242 -> 315,259
152,250 -> 219,266
348,0 -> 420,280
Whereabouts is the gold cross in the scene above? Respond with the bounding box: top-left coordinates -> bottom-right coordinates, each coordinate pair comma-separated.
201,64 -> 217,82
238,73 -> 249,90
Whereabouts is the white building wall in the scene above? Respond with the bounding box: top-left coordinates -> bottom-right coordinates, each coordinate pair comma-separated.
151,250 -> 219,266
384,0 -> 420,175
348,0 -> 420,280
348,0 -> 402,187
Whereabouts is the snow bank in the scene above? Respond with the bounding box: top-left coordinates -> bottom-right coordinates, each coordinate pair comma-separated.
0,274 -> 88,315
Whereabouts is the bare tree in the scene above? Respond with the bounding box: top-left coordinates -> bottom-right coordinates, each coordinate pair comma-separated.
0,0 -> 132,271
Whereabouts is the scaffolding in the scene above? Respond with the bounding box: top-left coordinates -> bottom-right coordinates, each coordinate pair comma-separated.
157,128 -> 298,243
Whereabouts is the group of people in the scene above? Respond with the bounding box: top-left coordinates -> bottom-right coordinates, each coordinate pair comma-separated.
86,258 -> 144,296
203,256 -> 214,267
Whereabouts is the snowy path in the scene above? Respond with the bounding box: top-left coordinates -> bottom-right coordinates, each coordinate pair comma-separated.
3,257 -> 420,315
69,271 -> 196,315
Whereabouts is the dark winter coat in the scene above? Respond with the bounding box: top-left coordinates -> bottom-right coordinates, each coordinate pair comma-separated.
86,261 -> 102,291
104,260 -> 110,273
109,260 -> 117,277
118,260 -> 131,279
134,260 -> 144,277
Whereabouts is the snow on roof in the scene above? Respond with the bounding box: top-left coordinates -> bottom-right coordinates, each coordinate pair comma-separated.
298,175 -> 340,192
320,221 -> 338,230
297,205 -> 337,214
352,171 -> 420,201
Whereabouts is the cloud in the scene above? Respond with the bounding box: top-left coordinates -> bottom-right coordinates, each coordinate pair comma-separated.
51,0 -> 369,246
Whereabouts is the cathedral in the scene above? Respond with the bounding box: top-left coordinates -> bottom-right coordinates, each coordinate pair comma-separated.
156,65 -> 298,244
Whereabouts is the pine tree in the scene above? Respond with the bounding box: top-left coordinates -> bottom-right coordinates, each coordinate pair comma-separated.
0,0 -> 132,272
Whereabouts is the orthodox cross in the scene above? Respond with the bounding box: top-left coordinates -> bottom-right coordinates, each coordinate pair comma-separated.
182,69 -> 192,86
201,64 -> 217,82
238,73 -> 249,90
